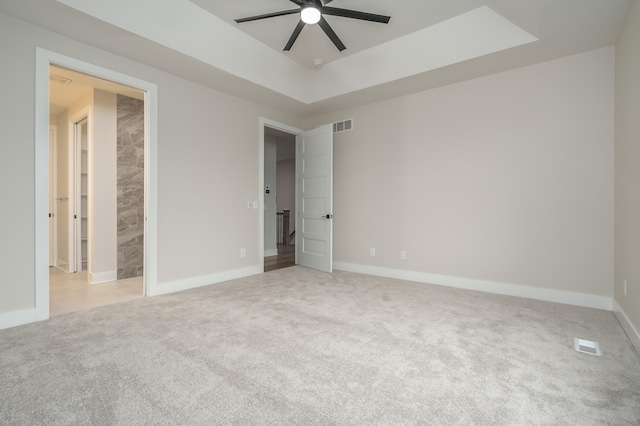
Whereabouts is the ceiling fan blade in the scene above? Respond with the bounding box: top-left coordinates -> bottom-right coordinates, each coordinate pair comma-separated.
321,7 -> 391,24
284,20 -> 306,51
289,0 -> 304,5
318,17 -> 346,51
321,0 -> 334,4
235,9 -> 299,23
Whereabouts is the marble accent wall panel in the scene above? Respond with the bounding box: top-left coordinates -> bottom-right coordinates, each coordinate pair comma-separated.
117,95 -> 144,279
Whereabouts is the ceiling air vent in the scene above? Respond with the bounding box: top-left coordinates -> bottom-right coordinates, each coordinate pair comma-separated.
333,119 -> 353,134
574,338 -> 601,356
50,74 -> 72,85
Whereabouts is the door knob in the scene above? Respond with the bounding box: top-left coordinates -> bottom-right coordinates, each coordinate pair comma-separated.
322,214 -> 333,219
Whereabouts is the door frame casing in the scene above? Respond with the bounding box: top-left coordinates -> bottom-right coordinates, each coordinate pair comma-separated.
258,118 -> 302,272
35,48 -> 159,323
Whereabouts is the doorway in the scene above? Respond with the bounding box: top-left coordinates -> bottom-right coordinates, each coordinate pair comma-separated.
259,119 -> 334,273
49,66 -> 146,315
35,48 -> 159,322
259,119 -> 301,272
264,126 -> 297,272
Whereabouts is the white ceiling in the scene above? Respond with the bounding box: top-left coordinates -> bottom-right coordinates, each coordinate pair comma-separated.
190,0 -> 521,70
0,0 -> 631,118
50,66 -> 144,117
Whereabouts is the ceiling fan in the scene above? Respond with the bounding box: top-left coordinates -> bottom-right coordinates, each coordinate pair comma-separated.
234,0 -> 391,52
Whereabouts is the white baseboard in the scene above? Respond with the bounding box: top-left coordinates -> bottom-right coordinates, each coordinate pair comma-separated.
89,270 -> 118,284
264,249 -> 278,257
148,265 -> 261,297
333,262 -> 612,311
613,299 -> 640,354
0,308 -> 42,330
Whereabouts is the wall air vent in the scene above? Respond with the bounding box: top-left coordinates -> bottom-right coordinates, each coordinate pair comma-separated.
333,119 -> 353,133
574,338 -> 601,356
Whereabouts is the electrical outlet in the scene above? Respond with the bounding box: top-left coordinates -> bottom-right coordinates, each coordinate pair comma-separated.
240,248 -> 246,258
369,248 -> 375,257
400,251 -> 406,260
624,279 -> 627,296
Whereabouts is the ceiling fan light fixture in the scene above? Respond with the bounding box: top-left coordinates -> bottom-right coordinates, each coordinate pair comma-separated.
301,6 -> 321,25
234,2 -> 390,52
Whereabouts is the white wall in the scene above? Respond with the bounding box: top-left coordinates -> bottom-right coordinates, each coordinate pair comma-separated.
614,0 -> 640,348
0,13 -> 302,323
0,17 -> 38,313
90,89 -> 118,282
264,136 -> 277,256
310,47 -> 615,307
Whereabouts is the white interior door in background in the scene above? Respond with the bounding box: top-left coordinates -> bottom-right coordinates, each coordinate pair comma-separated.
296,124 -> 334,273
49,125 -> 57,267
70,117 -> 88,274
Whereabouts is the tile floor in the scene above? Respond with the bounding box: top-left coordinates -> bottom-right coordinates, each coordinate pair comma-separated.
49,267 -> 144,317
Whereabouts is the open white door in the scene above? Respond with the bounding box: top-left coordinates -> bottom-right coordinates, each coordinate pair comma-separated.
69,117 -> 88,273
296,124 -> 333,273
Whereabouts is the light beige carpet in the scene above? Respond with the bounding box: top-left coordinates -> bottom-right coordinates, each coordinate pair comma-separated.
1,266 -> 639,425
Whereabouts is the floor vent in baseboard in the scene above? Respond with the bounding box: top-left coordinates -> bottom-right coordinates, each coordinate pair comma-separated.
574,338 -> 601,356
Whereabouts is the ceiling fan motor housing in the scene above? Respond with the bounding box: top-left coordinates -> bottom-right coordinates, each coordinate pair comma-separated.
234,0 -> 391,52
